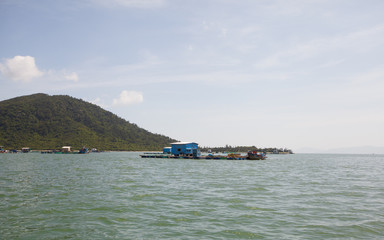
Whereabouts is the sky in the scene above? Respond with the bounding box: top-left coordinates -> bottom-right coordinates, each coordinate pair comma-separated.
1,0 -> 384,153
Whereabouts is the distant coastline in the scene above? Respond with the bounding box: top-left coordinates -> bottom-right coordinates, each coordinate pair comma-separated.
200,146 -> 293,154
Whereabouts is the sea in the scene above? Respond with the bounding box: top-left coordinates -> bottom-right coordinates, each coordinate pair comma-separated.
1,152 -> 383,239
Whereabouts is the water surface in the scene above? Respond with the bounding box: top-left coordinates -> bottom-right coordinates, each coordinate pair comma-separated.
1,153 -> 384,239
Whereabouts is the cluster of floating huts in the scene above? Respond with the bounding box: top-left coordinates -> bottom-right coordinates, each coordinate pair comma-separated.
141,142 -> 267,160
1,142 -> 267,160
0,146 -> 32,153
0,146 -> 97,154
41,146 -> 92,154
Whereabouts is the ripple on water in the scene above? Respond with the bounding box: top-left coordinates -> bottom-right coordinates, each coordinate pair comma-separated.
1,153 -> 384,239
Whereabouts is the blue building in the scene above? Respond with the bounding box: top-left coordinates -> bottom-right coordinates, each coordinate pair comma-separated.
171,142 -> 200,157
163,147 -> 172,154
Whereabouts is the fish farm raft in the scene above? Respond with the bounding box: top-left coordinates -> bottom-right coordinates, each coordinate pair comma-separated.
140,142 -> 267,160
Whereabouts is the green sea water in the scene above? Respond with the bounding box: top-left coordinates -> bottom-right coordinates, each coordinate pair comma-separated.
1,152 -> 384,239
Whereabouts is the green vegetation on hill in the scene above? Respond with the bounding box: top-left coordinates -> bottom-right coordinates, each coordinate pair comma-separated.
0,93 -> 176,150
200,145 -> 293,154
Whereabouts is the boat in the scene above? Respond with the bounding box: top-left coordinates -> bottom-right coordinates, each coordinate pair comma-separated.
79,147 -> 88,154
45,146 -> 89,154
227,153 -> 244,160
246,151 -> 267,160
0,146 -> 6,153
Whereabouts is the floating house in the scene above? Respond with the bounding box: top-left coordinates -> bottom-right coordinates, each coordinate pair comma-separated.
171,142 -> 200,157
21,147 -> 31,153
163,147 -> 172,154
62,146 -> 72,153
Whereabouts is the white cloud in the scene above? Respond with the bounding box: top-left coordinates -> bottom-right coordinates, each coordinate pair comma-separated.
91,0 -> 165,8
0,56 -> 80,84
46,69 -> 80,83
113,90 -> 143,106
64,72 -> 79,82
0,56 -> 44,82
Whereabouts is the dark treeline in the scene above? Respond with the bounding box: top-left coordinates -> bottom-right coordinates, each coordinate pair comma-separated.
200,145 -> 293,154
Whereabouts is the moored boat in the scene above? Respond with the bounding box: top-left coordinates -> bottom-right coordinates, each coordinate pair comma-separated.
79,147 -> 88,154
246,151 -> 267,160
0,146 -> 6,153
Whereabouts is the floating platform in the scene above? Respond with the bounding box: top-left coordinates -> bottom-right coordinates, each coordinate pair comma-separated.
140,154 -> 265,160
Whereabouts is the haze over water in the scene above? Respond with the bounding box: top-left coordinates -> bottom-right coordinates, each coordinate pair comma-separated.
1,152 -> 384,239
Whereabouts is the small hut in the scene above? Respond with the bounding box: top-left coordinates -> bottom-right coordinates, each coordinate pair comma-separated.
21,147 -> 31,153
62,146 -> 72,153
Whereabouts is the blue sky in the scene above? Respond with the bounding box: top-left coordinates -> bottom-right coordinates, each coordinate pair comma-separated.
1,0 -> 384,153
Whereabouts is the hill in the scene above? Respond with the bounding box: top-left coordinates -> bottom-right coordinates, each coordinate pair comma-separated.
0,93 -> 176,150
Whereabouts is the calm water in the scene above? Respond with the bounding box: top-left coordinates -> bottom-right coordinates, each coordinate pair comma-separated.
1,152 -> 384,239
